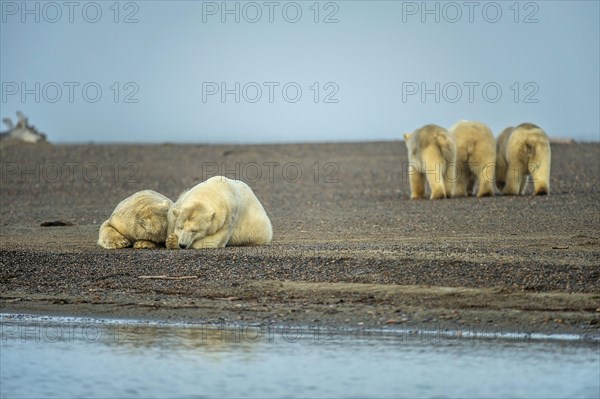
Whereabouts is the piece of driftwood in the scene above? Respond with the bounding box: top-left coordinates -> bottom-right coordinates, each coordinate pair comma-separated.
1,111 -> 47,143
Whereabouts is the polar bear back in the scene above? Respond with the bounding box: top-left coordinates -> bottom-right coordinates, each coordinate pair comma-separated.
111,190 -> 172,220
226,178 -> 273,245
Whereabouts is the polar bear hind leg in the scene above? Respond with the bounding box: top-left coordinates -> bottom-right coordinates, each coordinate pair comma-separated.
532,163 -> 550,195
98,221 -> 131,249
495,159 -> 507,192
530,144 -> 551,196
443,165 -> 455,199
422,146 -> 447,199
477,161 -> 496,197
503,158 -> 528,196
409,171 -> 426,199
472,160 -> 495,197
452,161 -> 470,197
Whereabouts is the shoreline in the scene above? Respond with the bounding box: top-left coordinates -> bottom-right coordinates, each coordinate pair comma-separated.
2,312 -> 598,343
2,277 -> 598,338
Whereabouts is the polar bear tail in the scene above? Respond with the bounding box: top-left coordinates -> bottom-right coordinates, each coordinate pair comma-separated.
436,133 -> 457,166
438,132 -> 457,198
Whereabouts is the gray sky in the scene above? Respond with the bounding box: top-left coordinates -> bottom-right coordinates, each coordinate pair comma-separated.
1,0 -> 599,143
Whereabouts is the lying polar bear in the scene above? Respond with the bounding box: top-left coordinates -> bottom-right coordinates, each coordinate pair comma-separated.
166,176 -> 273,249
98,190 -> 173,249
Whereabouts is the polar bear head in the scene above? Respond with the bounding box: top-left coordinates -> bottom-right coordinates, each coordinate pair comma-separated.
171,205 -> 219,249
129,202 -> 171,239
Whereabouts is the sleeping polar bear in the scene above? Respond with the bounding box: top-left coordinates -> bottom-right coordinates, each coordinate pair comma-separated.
98,190 -> 173,249
166,176 -> 273,249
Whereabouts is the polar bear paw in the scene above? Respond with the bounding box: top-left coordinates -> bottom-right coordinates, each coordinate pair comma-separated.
106,236 -> 131,249
133,240 -> 159,249
166,233 -> 180,250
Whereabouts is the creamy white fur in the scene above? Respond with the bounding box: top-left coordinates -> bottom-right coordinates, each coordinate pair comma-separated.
98,190 -> 173,249
404,124 -> 456,200
496,123 -> 551,196
448,120 -> 496,197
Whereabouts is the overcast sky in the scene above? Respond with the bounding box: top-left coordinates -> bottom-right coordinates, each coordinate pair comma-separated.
1,0 -> 598,143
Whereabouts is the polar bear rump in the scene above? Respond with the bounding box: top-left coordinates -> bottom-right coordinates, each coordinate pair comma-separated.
496,123 -> 551,196
403,124 -> 456,200
448,120 -> 496,197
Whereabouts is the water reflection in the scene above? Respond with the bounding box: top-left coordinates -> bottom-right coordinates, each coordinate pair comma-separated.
1,315 -> 598,398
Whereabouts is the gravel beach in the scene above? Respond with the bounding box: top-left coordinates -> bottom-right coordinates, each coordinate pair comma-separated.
1,141 -> 599,337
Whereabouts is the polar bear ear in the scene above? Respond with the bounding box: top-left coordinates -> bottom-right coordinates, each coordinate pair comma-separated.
138,217 -> 151,230
172,208 -> 180,217
157,200 -> 171,211
206,211 -> 215,222
403,133 -> 411,141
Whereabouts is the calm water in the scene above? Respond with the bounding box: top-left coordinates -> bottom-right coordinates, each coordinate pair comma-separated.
1,314 -> 598,399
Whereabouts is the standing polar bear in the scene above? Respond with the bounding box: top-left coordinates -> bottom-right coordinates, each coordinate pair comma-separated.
404,124 -> 456,200
448,120 -> 496,197
98,190 -> 173,249
166,176 -> 273,249
496,123 -> 551,196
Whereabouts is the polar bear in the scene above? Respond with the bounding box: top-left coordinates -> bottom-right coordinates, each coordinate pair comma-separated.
496,123 -> 551,195
98,190 -> 173,249
448,120 -> 496,197
166,176 -> 273,249
403,124 -> 456,199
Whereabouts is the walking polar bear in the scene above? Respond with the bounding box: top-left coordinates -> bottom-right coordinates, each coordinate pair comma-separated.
98,190 -> 173,249
166,176 -> 273,249
496,123 -> 551,196
448,120 -> 496,197
404,124 -> 456,200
